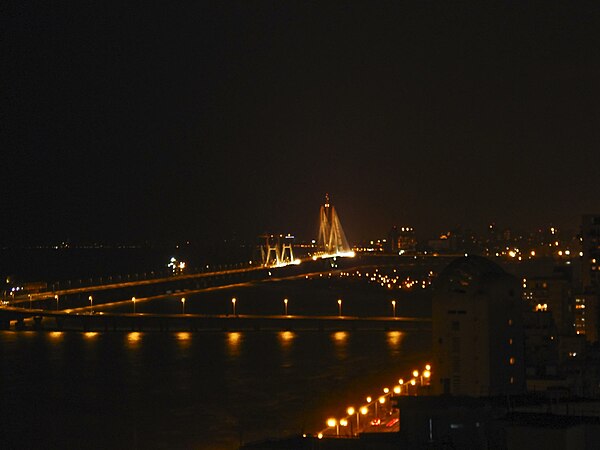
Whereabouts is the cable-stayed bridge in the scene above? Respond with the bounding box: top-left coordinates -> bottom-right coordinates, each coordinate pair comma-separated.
0,195 -> 438,332
259,194 -> 355,268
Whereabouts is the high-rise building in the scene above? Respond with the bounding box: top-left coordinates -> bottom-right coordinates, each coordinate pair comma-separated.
581,215 -> 600,291
574,293 -> 600,343
522,274 -> 574,336
432,256 -> 525,397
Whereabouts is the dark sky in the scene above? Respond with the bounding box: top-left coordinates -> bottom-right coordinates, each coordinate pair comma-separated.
3,1 -> 599,245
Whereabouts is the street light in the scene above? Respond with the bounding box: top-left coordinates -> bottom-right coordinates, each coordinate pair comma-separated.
132,297 -> 136,314
391,300 -> 396,317
338,298 -> 342,316
232,297 -> 237,315
327,418 -> 338,436
181,297 -> 186,314
423,369 -> 431,384
55,294 -> 59,311
340,418 -> 348,436
347,407 -> 356,435
29,294 -> 32,309
359,406 -> 368,431
89,295 -> 93,313
284,298 -> 288,315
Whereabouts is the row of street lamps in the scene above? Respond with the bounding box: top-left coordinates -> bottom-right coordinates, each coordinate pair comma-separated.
24,294 -> 401,318
319,364 -> 432,438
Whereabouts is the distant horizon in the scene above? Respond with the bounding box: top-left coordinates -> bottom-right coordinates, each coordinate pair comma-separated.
0,215 -> 592,249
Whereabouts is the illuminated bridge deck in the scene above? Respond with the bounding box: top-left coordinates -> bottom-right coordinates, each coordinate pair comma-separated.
0,308 -> 430,332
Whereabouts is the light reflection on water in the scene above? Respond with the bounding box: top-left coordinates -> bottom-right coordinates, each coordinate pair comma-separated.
386,330 -> 404,349
176,331 -> 190,341
127,331 -> 141,346
227,331 -> 242,357
49,331 -> 64,339
278,330 -> 295,348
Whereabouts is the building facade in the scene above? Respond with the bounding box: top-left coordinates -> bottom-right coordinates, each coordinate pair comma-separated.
432,256 -> 525,397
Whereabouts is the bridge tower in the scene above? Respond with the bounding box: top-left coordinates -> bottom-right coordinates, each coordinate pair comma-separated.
280,234 -> 295,264
260,234 -> 281,267
317,194 -> 352,256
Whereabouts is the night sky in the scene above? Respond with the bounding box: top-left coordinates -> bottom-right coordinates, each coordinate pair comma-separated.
3,2 -> 599,245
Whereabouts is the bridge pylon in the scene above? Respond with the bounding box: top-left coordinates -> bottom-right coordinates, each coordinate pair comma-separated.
316,194 -> 353,257
260,234 -> 281,267
260,234 -> 297,267
279,234 -> 295,264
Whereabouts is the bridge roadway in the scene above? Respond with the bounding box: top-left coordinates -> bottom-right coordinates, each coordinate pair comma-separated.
10,253 -> 459,305
0,306 -> 430,332
15,264 -> 267,303
0,254 -> 447,331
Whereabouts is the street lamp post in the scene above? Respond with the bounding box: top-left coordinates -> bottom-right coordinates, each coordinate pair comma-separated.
347,407 -> 355,436
327,418 -> 338,436
284,298 -> 288,315
413,369 -> 422,385
89,295 -> 93,313
132,297 -> 136,314
391,300 -> 396,317
338,298 -> 342,316
181,297 -> 186,314
378,396 -> 386,416
340,418 -> 348,436
55,295 -> 59,311
29,294 -> 32,309
359,406 -> 368,432
232,297 -> 236,316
